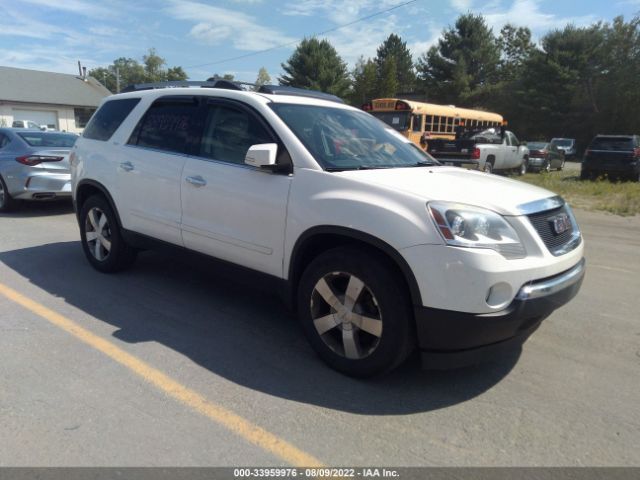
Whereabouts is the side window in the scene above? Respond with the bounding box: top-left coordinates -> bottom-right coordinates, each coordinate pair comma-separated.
425,115 -> 432,131
129,97 -> 201,154
84,98 -> 141,141
0,133 -> 10,149
200,104 -> 273,165
511,133 -> 519,145
411,114 -> 423,132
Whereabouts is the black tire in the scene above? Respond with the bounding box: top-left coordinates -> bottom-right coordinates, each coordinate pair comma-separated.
558,159 -> 565,171
580,170 -> 592,181
483,159 -> 493,174
79,194 -> 137,273
297,246 -> 414,377
518,159 -> 528,176
0,175 -> 18,212
543,160 -> 551,174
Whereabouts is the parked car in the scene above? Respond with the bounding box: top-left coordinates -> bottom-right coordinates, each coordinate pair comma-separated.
0,128 -> 77,211
581,135 -> 640,181
526,141 -> 565,173
71,82 -> 585,377
550,138 -> 577,160
12,119 -> 43,130
427,127 -> 529,175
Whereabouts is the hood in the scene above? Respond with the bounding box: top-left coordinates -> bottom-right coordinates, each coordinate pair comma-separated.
336,166 -> 557,216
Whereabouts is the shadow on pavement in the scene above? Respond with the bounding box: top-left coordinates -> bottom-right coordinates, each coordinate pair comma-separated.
0,241 -> 521,415
0,200 -> 74,218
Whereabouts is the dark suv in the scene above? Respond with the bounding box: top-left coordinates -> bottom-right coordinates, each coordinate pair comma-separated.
581,135 -> 640,181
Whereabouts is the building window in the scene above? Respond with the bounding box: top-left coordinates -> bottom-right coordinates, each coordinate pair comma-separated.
74,108 -> 96,129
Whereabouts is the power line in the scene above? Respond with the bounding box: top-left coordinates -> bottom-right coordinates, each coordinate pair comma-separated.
185,0 -> 418,70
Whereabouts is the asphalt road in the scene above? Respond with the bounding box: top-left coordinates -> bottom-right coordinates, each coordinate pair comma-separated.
0,196 -> 638,467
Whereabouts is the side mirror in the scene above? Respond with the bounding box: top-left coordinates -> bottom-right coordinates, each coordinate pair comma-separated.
245,143 -> 277,169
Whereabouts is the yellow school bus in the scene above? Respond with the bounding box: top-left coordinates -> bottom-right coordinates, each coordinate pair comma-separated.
362,98 -> 504,147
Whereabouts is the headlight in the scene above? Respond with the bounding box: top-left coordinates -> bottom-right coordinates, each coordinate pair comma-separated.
428,202 -> 526,259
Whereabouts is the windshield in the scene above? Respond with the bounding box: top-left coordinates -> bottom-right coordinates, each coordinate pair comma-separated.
270,104 -> 438,171
17,132 -> 78,148
369,111 -> 409,131
553,139 -> 573,147
528,142 -> 548,150
589,137 -> 634,151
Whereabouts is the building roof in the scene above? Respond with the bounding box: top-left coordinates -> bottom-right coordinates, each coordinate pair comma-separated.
0,66 -> 111,108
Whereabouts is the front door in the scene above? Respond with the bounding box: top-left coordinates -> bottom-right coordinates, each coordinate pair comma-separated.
180,100 -> 291,277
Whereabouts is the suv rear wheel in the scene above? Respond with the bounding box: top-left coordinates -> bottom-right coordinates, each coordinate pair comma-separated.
297,247 -> 414,377
79,195 -> 137,272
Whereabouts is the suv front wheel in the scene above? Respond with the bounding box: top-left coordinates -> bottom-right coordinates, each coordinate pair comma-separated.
297,246 -> 414,377
79,195 -> 137,272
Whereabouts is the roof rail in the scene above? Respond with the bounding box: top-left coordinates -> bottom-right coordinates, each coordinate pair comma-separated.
120,80 -> 248,93
120,80 -> 345,104
257,85 -> 345,104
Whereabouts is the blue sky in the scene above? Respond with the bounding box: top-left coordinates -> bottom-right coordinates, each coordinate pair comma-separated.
1,0 -> 639,85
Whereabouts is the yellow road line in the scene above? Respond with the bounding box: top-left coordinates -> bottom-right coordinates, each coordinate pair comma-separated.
0,282 -> 323,467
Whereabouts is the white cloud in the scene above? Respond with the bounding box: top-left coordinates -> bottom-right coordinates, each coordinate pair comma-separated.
450,0 -> 474,12
18,0 -> 116,18
281,0 -> 408,24
165,0 -> 296,51
483,0 -> 597,35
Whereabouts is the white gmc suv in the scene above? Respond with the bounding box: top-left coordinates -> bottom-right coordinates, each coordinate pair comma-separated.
71,81 -> 585,377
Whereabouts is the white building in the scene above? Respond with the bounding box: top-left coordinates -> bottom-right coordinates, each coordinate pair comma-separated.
0,66 -> 111,133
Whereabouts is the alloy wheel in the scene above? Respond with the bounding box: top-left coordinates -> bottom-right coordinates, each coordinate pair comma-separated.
310,272 -> 383,360
84,207 -> 112,261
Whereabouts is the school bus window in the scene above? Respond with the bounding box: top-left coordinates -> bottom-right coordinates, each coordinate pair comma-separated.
425,115 -> 432,130
446,117 -> 454,133
412,114 -> 423,132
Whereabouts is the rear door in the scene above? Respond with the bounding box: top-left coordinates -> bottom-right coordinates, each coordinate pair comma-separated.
180,99 -> 291,277
119,96 -> 203,246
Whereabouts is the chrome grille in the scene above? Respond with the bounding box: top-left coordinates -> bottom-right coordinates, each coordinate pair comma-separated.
527,205 -> 581,255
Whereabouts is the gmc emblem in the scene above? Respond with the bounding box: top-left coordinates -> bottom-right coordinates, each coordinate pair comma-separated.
550,213 -> 571,235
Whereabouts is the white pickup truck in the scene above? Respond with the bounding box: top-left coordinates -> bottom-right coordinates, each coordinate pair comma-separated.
427,128 -> 530,175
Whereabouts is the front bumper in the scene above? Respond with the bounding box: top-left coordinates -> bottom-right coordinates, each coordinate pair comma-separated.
416,258 -> 585,369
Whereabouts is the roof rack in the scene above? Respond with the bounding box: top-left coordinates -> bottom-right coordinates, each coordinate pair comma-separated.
120,80 -> 345,104
120,80 -> 250,93
258,85 -> 345,104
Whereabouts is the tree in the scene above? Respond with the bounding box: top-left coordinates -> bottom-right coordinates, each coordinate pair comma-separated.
498,24 -> 535,80
416,14 -> 500,103
254,67 -> 271,90
348,56 -> 378,106
279,37 -> 351,98
378,56 -> 399,99
89,49 -> 188,93
374,34 -> 415,94
143,48 -> 165,82
208,73 -> 236,81
167,66 -> 188,81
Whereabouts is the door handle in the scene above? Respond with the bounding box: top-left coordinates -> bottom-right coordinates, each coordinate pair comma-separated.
120,161 -> 134,172
186,175 -> 207,187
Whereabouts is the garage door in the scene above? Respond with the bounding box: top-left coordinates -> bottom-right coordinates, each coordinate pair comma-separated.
12,109 -> 58,129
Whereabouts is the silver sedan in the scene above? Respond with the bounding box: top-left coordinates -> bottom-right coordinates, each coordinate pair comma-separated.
0,128 -> 78,212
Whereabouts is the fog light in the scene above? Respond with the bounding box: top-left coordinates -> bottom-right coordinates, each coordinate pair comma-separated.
486,283 -> 512,308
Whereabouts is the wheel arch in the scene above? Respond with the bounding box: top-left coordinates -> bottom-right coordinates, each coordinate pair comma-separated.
75,180 -> 123,228
287,226 -> 422,310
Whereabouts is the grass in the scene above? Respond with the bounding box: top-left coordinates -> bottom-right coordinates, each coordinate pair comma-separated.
513,165 -> 640,216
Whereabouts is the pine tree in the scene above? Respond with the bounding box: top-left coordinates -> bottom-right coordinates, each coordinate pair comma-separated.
279,38 -> 351,98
